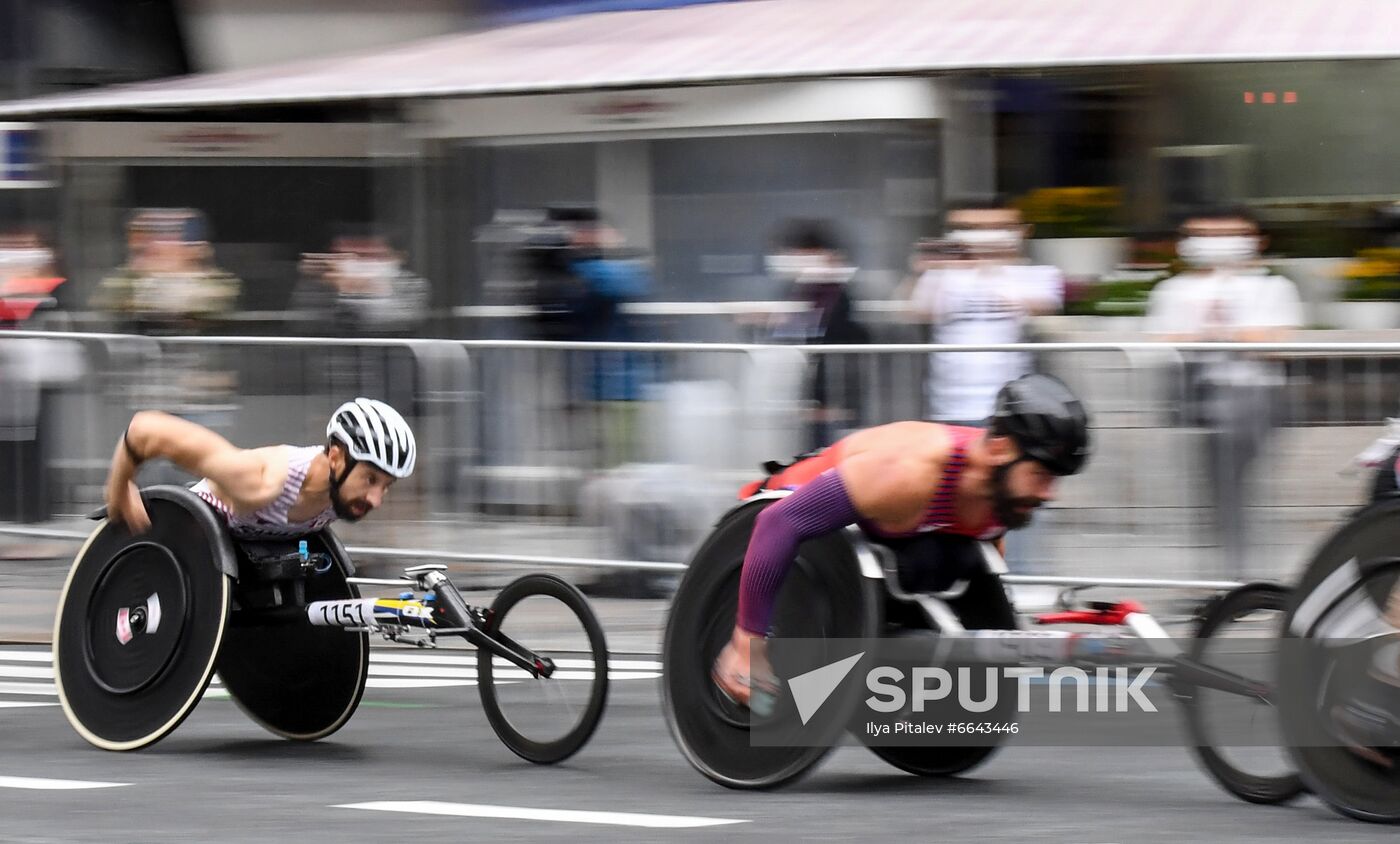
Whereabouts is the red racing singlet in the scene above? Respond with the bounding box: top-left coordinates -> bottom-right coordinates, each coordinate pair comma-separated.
738,425 -> 1005,541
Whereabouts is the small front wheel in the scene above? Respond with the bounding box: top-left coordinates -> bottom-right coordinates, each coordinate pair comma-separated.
477,574 -> 609,764
1180,581 -> 1304,805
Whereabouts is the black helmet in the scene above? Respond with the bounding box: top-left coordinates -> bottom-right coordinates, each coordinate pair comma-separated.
989,374 -> 1092,476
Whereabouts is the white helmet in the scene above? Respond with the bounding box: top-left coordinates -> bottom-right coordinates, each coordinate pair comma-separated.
326,397 -> 416,479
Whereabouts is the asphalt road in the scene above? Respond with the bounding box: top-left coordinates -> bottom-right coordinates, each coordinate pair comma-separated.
0,643 -> 1393,844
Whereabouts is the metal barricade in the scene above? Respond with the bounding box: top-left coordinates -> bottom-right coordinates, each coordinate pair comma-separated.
3,332 -> 1400,587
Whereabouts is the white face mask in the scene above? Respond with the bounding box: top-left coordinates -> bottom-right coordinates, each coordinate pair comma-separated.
949,228 -> 1022,254
1178,236 -> 1258,268
341,258 -> 400,279
766,253 -> 853,285
0,248 -> 52,268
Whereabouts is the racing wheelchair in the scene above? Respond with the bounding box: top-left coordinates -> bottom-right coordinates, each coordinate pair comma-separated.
663,492 -> 1300,804
53,485 -> 608,764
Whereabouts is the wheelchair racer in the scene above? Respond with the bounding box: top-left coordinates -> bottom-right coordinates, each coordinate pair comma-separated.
103,397 -> 415,539
712,373 -> 1091,708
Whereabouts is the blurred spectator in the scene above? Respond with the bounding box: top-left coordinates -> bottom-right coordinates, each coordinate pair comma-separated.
766,218 -> 870,450
0,230 -> 65,326
293,232 -> 430,337
543,206 -> 655,466
92,208 -> 241,333
0,230 -> 80,530
1145,207 -> 1304,578
518,215 -> 589,342
90,209 -> 242,429
908,199 -> 1064,426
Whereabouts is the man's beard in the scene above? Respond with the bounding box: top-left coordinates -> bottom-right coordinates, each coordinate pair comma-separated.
329,470 -> 366,522
991,462 -> 1041,530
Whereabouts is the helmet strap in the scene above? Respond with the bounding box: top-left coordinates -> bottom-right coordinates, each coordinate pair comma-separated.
329,442 -> 357,496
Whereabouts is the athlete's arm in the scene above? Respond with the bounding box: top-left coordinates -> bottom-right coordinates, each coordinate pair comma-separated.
735,425 -> 944,634
104,411 -> 283,532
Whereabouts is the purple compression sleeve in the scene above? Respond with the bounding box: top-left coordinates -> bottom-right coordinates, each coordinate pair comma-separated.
737,469 -> 859,634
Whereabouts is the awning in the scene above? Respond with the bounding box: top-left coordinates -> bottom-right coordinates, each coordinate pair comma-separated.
0,0 -> 1395,117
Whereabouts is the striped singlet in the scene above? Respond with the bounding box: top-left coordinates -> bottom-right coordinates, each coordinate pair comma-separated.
191,445 -> 336,540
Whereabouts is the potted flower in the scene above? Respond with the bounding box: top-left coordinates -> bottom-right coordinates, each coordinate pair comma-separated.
1330,247 -> 1400,329
1017,187 -> 1131,280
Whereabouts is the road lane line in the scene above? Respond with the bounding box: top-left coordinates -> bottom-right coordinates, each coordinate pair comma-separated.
0,682 -> 56,696
369,653 -> 661,671
335,800 -> 747,829
366,678 -> 475,689
0,776 -> 129,790
0,651 -> 53,662
0,666 -> 52,679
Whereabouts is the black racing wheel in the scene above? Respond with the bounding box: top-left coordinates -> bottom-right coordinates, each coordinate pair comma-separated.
1180,581 -> 1304,805
53,487 -> 233,751
477,573 -> 609,764
662,499 -> 882,789
861,571 -> 1019,778
216,529 -> 369,742
1279,500 -> 1400,823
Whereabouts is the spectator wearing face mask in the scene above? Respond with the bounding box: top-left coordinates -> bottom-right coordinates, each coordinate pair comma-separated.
908,200 -> 1063,427
92,209 -> 241,334
1145,207 -> 1303,578
294,233 -> 430,337
0,230 -> 64,326
765,219 -> 870,450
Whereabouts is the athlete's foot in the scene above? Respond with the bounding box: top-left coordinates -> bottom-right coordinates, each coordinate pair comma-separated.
712,627 -> 778,715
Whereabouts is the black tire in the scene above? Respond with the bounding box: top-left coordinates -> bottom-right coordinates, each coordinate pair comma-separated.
478,573 -> 609,764
662,500 -> 882,789
1279,500 -> 1400,824
217,531 -> 369,742
53,489 -> 232,750
862,573 -> 1018,778
1180,582 -> 1304,805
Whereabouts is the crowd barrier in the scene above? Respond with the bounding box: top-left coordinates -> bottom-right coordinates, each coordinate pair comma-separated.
3,331 -> 1397,583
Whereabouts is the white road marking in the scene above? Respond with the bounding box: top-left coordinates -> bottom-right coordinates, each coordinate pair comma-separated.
3,650 -> 662,671
0,652 -> 657,702
367,664 -> 654,682
492,669 -> 660,682
0,776 -> 129,790
335,800 -> 748,829
366,665 -> 478,679
370,653 -> 661,671
0,666 -> 52,679
0,682 -> 56,696
0,701 -> 58,709
0,651 -> 54,662
366,678 -> 475,689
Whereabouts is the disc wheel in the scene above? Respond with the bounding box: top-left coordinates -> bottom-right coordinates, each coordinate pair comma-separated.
1280,500 -> 1400,823
216,532 -> 369,742
862,573 -> 1017,778
662,500 -> 882,789
53,493 -> 231,751
1180,582 -> 1304,805
477,573 -> 609,764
